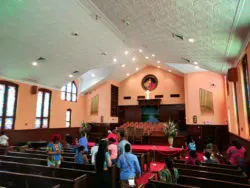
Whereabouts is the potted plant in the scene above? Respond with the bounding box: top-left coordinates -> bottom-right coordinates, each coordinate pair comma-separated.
164,120 -> 178,148
79,121 -> 91,136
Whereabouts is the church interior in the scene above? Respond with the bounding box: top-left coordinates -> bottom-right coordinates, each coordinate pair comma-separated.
0,0 -> 250,187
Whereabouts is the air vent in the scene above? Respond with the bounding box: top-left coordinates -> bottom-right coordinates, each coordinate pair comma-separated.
37,57 -> 46,61
73,70 -> 79,74
181,57 -> 191,63
124,96 -> 131,100
172,33 -> 184,40
137,96 -> 145,99
155,95 -> 163,98
170,94 -> 180,98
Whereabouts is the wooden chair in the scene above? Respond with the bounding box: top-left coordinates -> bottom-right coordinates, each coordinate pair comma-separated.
134,128 -> 144,144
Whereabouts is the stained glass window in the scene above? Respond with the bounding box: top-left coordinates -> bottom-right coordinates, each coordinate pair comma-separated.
66,109 -> 72,127
35,89 -> 51,128
0,81 -> 18,130
242,55 -> 250,122
61,81 -> 77,102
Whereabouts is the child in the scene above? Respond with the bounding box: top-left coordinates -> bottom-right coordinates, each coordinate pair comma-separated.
0,131 -> 9,146
185,150 -> 198,166
75,146 -> 89,164
108,137 -> 118,164
47,134 -> 63,168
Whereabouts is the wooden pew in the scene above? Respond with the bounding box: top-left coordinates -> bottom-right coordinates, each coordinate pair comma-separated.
0,160 -> 95,187
134,153 -> 145,172
8,151 -> 75,162
174,159 -> 238,170
178,168 -> 248,184
149,180 -> 200,188
25,149 -> 75,157
0,170 -> 87,188
40,147 -> 74,153
174,162 -> 242,176
178,175 -> 250,188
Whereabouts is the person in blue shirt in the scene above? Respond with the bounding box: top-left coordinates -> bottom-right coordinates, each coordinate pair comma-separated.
186,135 -> 196,151
75,146 -> 89,164
78,132 -> 88,153
117,143 -> 141,187
118,132 -> 131,155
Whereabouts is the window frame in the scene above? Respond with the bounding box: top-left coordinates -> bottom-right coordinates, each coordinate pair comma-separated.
242,55 -> 250,123
66,108 -> 72,128
35,88 -> 52,129
0,81 -> 18,130
61,81 -> 77,102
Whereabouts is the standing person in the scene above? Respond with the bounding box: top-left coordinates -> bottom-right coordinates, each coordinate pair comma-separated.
185,150 -> 199,166
117,144 -> 141,188
107,130 -> 118,145
186,135 -> 196,151
46,134 -> 63,168
75,146 -> 89,164
108,137 -> 118,164
65,134 -> 73,149
0,131 -> 9,147
95,140 -> 112,188
158,157 -> 179,184
79,132 -> 88,153
227,140 -> 246,166
118,132 -> 131,155
91,138 -> 99,165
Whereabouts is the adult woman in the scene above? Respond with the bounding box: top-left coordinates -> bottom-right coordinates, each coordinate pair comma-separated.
227,140 -> 246,167
185,150 -> 199,166
95,140 -> 112,188
46,134 -> 63,168
158,157 -> 179,184
186,135 -> 196,151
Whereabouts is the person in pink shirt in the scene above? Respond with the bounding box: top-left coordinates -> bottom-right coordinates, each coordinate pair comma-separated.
107,130 -> 118,145
227,140 -> 246,167
108,137 -> 118,164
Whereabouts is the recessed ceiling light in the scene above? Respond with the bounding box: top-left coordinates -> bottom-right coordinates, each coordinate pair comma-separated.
125,51 -> 129,55
91,73 -> 96,78
145,56 -> 149,59
168,70 -> 172,72
126,73 -> 130,76
139,49 -> 143,53
157,66 -> 160,68
68,74 -> 74,78
122,64 -> 126,68
113,58 -> 117,63
152,54 -> 155,57
195,65 -> 199,69
32,61 -> 38,66
132,57 -> 136,62
193,61 -> 198,65
157,61 -> 160,64
188,38 -> 195,43
136,67 -> 139,71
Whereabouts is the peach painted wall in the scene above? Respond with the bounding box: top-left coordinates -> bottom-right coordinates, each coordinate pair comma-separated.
185,71 -> 227,125
119,66 -> 185,105
0,78 -> 84,130
227,43 -> 250,140
83,80 -> 119,123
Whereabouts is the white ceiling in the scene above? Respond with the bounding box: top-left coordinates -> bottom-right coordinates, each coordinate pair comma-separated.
0,0 -> 249,92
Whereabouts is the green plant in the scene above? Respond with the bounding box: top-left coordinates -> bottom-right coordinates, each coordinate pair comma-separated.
163,120 -> 178,137
80,121 -> 91,135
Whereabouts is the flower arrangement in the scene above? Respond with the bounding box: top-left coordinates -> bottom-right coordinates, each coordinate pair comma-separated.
79,121 -> 91,135
163,120 -> 178,138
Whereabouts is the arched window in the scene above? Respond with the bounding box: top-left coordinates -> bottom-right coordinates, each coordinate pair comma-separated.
0,81 -> 18,130
61,81 -> 77,102
35,89 -> 51,128
66,109 -> 72,127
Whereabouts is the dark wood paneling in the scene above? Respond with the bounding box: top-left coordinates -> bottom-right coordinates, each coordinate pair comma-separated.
110,85 -> 119,117
118,106 -> 141,124
138,99 -> 161,106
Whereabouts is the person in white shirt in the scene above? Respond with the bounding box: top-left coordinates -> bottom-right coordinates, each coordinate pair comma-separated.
91,138 -> 99,165
0,131 -> 9,146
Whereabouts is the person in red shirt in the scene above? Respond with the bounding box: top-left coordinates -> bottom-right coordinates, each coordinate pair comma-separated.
107,130 -> 118,145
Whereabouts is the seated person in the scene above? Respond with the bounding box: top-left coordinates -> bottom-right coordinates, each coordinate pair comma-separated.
185,150 -> 198,166
91,138 -> 99,165
158,157 -> 179,184
108,137 -> 118,164
75,146 -> 89,164
204,151 -> 219,164
0,131 -> 9,147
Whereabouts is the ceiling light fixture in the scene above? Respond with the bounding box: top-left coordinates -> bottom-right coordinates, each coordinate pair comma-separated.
168,70 -> 172,72
157,61 -> 160,64
193,61 -> 198,65
157,66 -> 160,68
136,67 -> 139,71
91,73 -> 96,78
145,56 -> 149,59
68,74 -> 74,78
152,54 -> 155,57
126,73 -> 130,76
188,38 -> 195,43
139,49 -> 143,53
132,57 -> 136,62
113,58 -> 117,63
32,61 -> 38,66
194,65 -> 199,69
122,64 -> 126,68
125,51 -> 129,55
